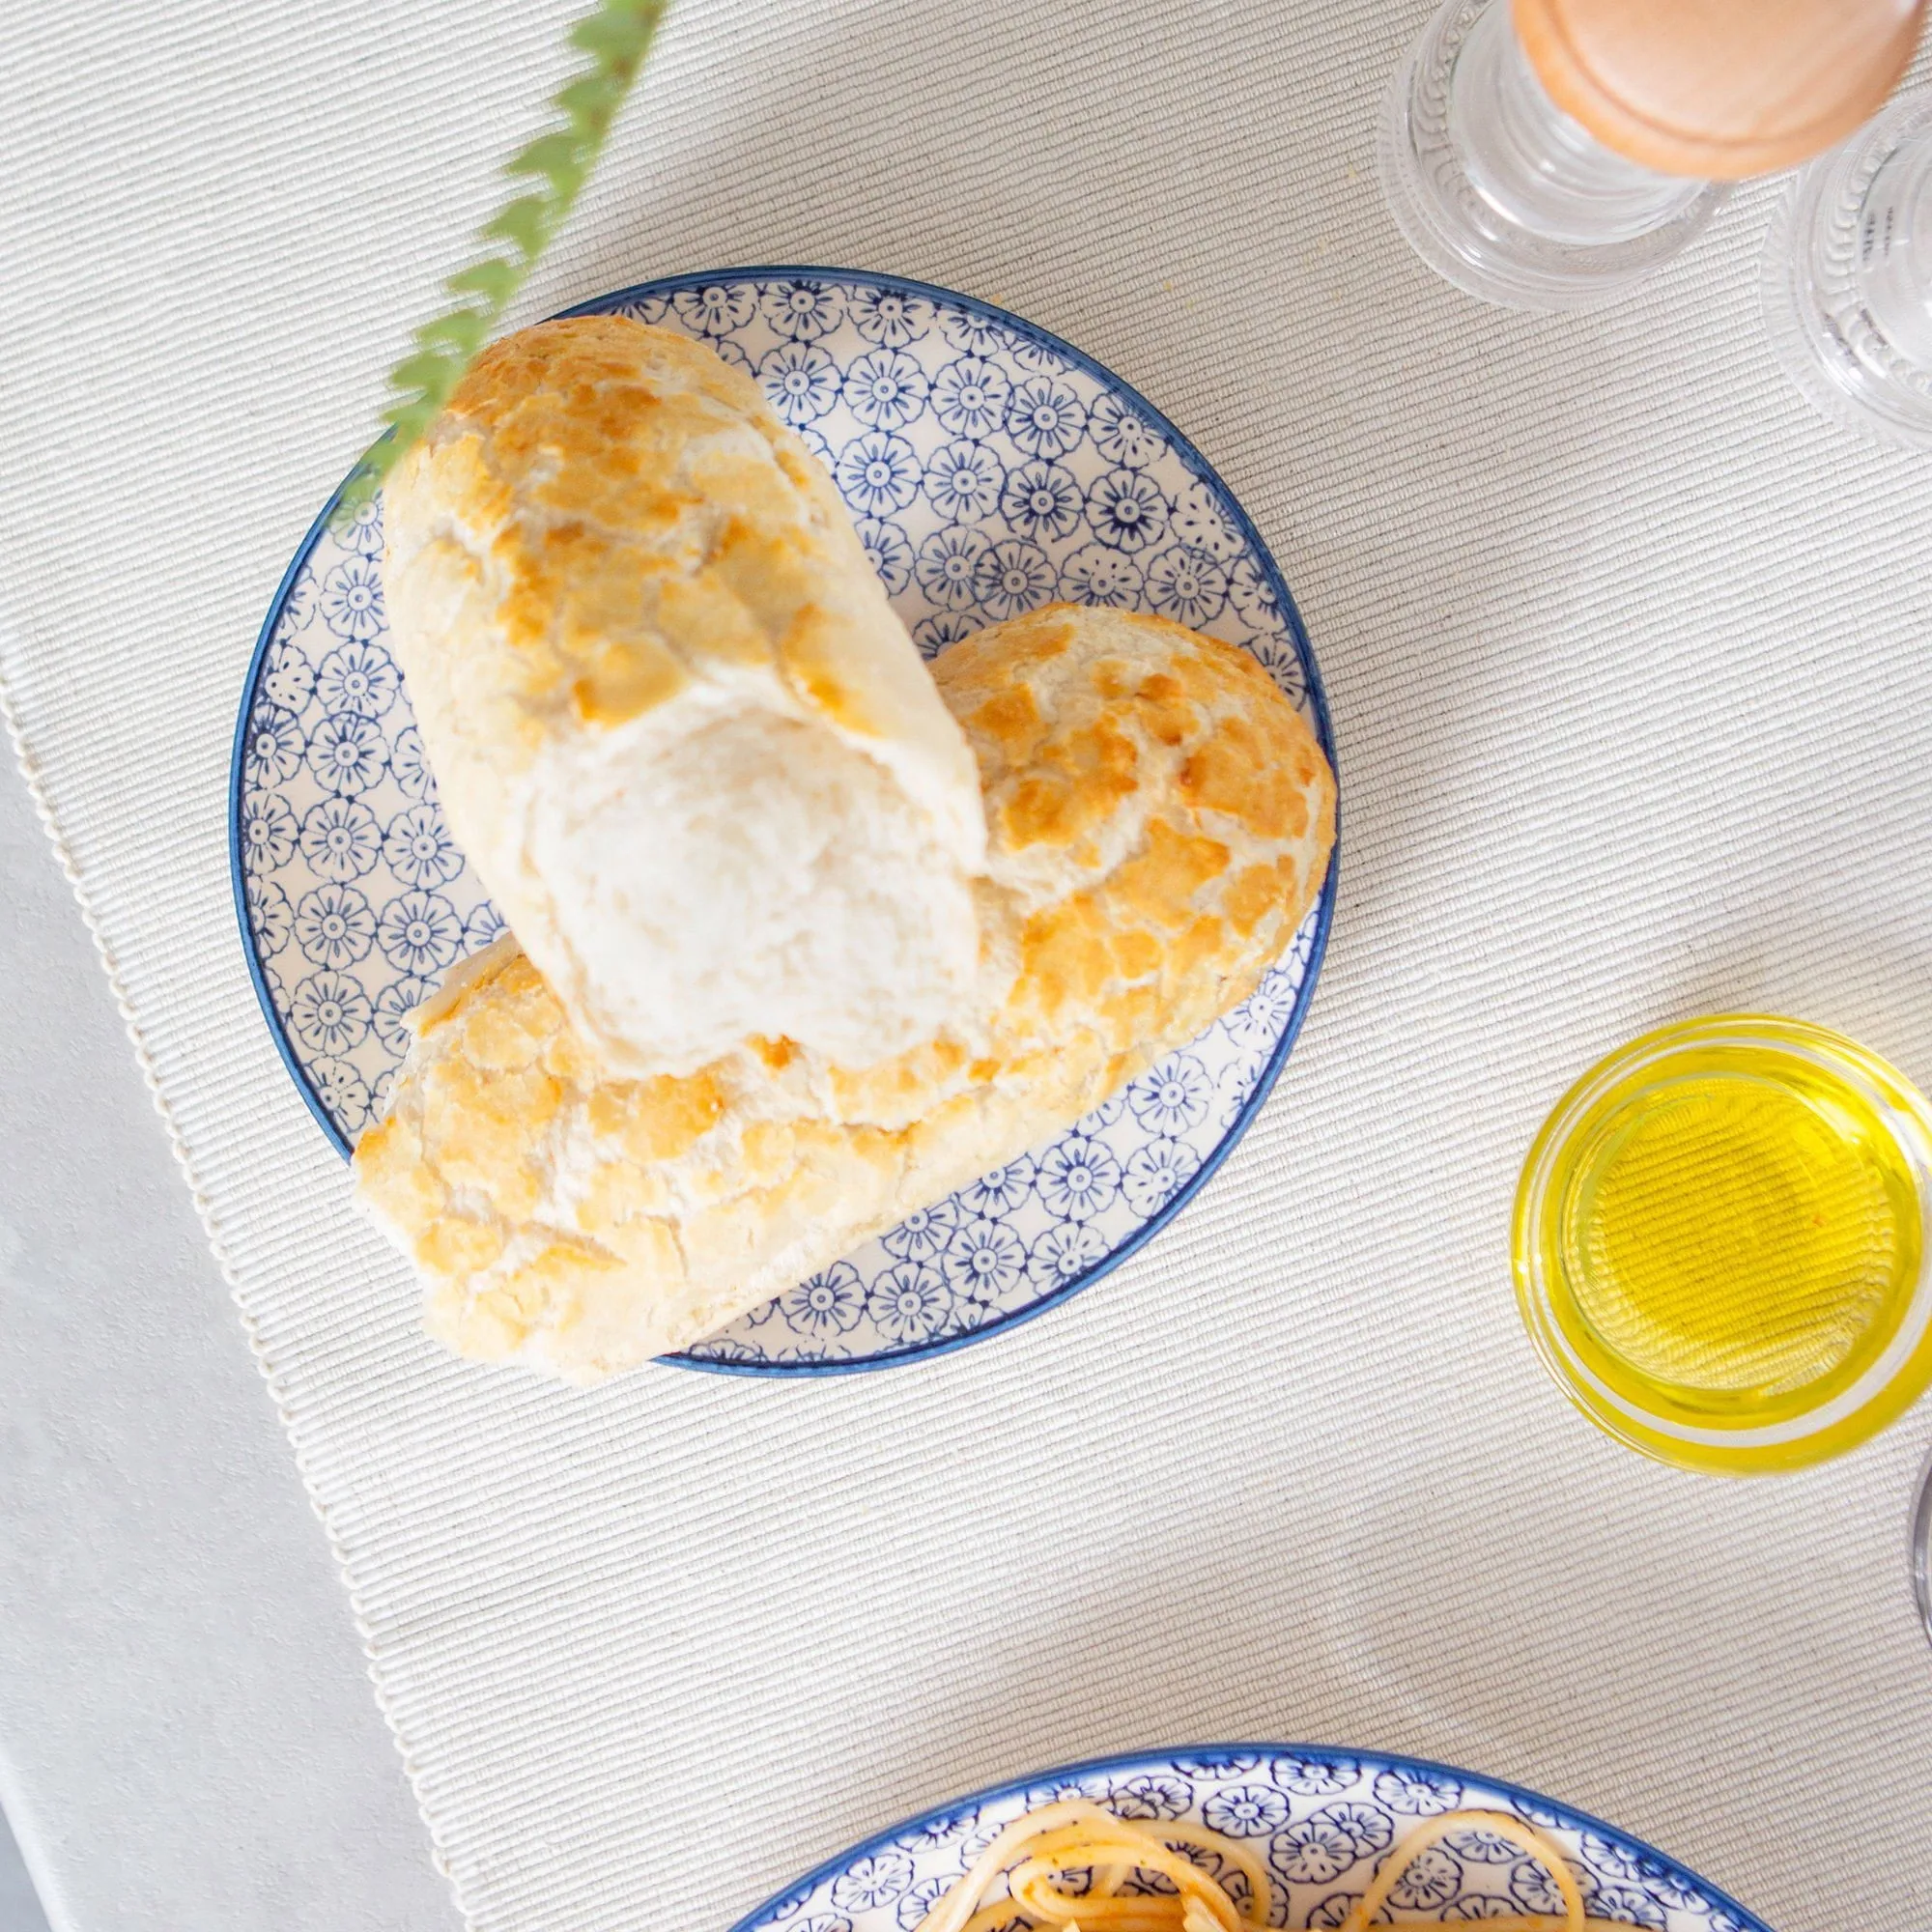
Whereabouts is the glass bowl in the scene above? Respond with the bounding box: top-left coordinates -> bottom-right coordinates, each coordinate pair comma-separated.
1514,1014 -> 1932,1474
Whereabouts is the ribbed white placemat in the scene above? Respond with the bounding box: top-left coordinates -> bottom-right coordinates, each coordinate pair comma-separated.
5,3 -> 1932,1928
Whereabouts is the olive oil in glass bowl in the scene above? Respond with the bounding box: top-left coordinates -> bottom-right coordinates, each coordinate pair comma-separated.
1514,1016 -> 1932,1474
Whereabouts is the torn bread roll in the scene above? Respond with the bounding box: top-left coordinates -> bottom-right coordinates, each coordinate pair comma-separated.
381,314 -> 986,1077
355,606 -> 1336,1381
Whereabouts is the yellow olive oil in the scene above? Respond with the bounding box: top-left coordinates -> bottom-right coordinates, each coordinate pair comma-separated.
1515,1017 -> 1932,1473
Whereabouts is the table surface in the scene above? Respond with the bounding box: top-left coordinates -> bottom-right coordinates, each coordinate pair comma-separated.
6,2 -> 1932,1929
0,764 -> 453,1930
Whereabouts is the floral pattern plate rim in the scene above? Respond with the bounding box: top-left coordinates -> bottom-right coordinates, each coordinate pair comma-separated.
727,1744 -> 1774,1932
229,267 -> 1338,1378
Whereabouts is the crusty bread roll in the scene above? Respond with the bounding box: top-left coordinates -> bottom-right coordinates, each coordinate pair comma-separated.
381,314 -> 986,1077
354,606 -> 1336,1381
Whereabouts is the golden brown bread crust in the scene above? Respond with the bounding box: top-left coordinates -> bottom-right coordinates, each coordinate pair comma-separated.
385,316 -> 915,742
380,314 -> 984,1074
353,606 -> 1336,1380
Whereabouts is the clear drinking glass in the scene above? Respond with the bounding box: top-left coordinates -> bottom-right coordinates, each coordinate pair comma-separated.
1378,0 -> 1728,310
1763,85 -> 1932,451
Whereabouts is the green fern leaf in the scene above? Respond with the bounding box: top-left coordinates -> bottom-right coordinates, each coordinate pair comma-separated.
334,0 -> 670,521
412,309 -> 492,357
505,131 -> 580,181
554,74 -> 619,135
480,194 -> 557,262
443,258 -> 522,306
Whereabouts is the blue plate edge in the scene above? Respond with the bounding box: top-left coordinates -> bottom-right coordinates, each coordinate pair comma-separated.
723,1742 -> 1776,1932
227,266 -> 1342,1378
231,469 -> 364,1161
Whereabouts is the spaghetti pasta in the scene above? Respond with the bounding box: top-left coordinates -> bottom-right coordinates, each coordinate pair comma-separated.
910,1798 -> 1654,1932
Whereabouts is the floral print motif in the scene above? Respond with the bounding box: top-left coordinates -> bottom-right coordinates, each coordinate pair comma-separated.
305,713 -> 386,797
1088,391 -> 1167,469
1272,1815 -> 1358,1887
781,1262 -> 867,1338
912,611 -> 977,659
316,640 -> 399,718
866,1264 -> 952,1345
240,793 -> 298,875
295,884 -> 376,970
1168,476 -> 1244,560
372,977 -> 434,1056
389,724 -> 437,802
834,431 -> 921,515
1108,1774 -> 1191,1821
1375,1768 -> 1463,1816
1026,1221 -> 1107,1289
895,1878 -> 951,1931
247,877 -> 292,958
1271,1754 -> 1360,1795
923,440 -> 1005,523
855,518 -> 915,595
1005,375 -> 1086,458
1121,1138 -> 1200,1217
881,1199 -> 958,1263
299,797 -> 382,883
846,285 -> 932,348
318,556 -> 384,641
289,970 -> 372,1056
377,891 -> 463,976
383,804 -> 463,890
1222,967 -> 1297,1048
843,350 -> 929,431
941,1217 -> 1028,1308
271,566 -> 318,643
759,341 -> 841,425
1248,630 -> 1308,708
999,459 -> 1082,544
244,704 -> 305,788
1145,545 -> 1229,627
1127,1055 -> 1212,1134
1228,554 -> 1281,627
1058,544 -> 1145,608
971,538 -> 1055,620
760,278 -> 845,341
915,526 -> 989,611
939,307 -> 1009,355
1202,1786 -> 1288,1838
309,1056 -> 370,1132
931,356 -> 1011,439
260,638 -> 315,710
672,282 -> 756,335
1036,1135 -> 1121,1222
829,1854 -> 914,1913
1311,1803 -> 1393,1857
464,901 -> 507,953
1589,1887 -> 1667,1930
1086,468 -> 1169,553
960,1156 -> 1034,1218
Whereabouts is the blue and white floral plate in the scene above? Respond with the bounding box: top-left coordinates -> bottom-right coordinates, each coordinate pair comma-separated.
230,269 -> 1337,1376
731,1747 -> 1772,1932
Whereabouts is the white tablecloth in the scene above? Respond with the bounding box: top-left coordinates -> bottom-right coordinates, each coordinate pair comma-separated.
5,3 -> 1932,1928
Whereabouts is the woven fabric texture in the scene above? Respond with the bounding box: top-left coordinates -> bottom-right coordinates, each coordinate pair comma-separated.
3,3 -> 1931,1928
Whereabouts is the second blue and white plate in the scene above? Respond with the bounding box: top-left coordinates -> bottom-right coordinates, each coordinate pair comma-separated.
231,269 -> 1337,1376
731,1746 -> 1772,1932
